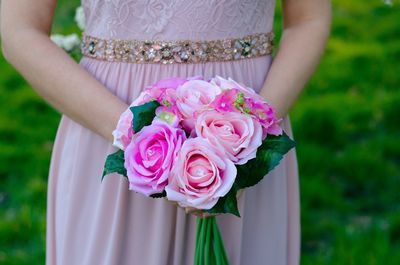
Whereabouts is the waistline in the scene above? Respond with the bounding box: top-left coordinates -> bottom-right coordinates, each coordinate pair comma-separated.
80,31 -> 274,64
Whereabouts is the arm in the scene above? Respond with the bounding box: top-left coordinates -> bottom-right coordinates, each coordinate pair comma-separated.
260,0 -> 332,118
0,0 -> 128,143
229,1 -> 331,209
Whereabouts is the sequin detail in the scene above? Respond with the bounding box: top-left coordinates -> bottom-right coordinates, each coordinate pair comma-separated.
80,31 -> 274,64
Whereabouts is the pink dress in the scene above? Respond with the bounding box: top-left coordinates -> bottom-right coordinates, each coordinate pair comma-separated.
46,0 -> 300,264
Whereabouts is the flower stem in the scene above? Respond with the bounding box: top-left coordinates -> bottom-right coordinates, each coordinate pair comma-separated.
198,218 -> 205,265
204,217 -> 213,265
212,218 -> 229,264
194,216 -> 229,265
195,217 -> 204,264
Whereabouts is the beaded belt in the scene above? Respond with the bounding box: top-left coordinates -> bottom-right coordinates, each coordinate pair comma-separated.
80,31 -> 274,64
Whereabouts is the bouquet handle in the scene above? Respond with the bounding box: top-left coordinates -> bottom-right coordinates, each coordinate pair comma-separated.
194,216 -> 229,265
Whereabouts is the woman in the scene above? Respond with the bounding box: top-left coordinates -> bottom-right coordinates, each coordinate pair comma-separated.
1,0 -> 331,264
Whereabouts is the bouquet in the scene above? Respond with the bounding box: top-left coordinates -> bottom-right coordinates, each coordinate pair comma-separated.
102,75 -> 295,265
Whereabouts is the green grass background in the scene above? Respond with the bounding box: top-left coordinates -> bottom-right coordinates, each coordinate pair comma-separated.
0,0 -> 399,264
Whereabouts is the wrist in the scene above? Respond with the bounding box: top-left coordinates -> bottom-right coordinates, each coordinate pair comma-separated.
107,102 -> 129,144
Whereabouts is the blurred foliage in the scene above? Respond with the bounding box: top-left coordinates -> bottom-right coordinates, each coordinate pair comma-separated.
0,0 -> 399,264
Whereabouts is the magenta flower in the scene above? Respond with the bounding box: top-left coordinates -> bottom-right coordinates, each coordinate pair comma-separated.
124,119 -> 186,196
248,100 -> 283,137
209,89 -> 242,113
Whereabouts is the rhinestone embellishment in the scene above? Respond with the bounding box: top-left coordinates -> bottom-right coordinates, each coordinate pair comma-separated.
81,31 -> 274,64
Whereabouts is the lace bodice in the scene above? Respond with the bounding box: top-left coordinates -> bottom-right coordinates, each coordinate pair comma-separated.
82,0 -> 276,41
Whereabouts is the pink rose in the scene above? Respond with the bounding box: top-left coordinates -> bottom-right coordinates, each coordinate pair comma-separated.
195,110 -> 263,165
165,137 -> 237,209
124,119 -> 186,196
175,79 -> 222,131
112,108 -> 134,150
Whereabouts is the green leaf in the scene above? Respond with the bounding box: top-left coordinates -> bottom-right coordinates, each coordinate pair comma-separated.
199,132 -> 295,217
130,100 -> 160,132
150,190 -> 167,198
205,184 -> 241,217
234,132 -> 296,189
102,149 -> 127,181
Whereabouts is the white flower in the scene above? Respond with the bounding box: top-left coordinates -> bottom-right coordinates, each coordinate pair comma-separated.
74,6 -> 86,30
50,34 -> 65,48
50,33 -> 81,52
63,34 -> 81,51
384,0 -> 393,5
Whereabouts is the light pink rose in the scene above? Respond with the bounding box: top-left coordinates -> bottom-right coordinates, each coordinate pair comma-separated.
112,108 -> 134,150
112,92 -> 157,150
209,75 -> 264,101
124,119 -> 186,196
165,137 -> 237,209
175,79 -> 222,131
131,91 -> 151,106
195,110 -> 263,165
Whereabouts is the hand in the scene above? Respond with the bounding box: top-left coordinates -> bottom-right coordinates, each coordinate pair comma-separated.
169,189 -> 245,218
169,201 -> 220,218
165,199 -> 219,218
236,189 -> 244,201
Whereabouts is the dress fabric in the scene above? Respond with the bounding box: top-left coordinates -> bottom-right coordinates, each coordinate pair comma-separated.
46,0 -> 300,264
